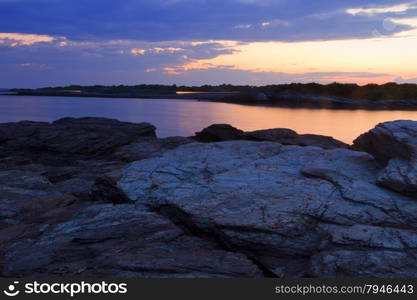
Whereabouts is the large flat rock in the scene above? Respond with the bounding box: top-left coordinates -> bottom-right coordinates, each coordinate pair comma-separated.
119,141 -> 417,277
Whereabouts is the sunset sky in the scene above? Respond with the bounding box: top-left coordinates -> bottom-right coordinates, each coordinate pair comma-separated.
1,0 -> 417,88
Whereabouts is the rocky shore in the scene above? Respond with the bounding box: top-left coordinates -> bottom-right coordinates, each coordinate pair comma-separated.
1,117 -> 417,278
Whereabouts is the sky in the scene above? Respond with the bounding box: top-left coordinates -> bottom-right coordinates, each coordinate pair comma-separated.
1,0 -> 417,88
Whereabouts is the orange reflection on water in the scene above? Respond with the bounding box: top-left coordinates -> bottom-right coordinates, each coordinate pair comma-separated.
176,102 -> 417,143
1,96 -> 417,144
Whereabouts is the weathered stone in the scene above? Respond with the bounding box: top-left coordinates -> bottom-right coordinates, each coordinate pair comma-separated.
2,118 -> 417,278
0,121 -> 49,144
353,120 -> 417,165
1,204 -> 262,278
90,172 -> 132,204
113,136 -> 193,162
377,158 -> 417,197
0,117 -> 156,159
0,170 -> 52,190
310,250 -> 417,278
54,178 -> 95,201
353,121 -> 417,198
119,141 -> 417,277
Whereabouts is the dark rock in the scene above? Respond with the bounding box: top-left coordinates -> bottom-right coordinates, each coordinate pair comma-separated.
194,124 -> 245,142
112,136 -> 193,162
194,124 -> 348,149
44,160 -> 124,183
0,121 -> 49,144
45,117 -> 156,155
90,171 -> 132,204
244,128 -> 298,141
1,204 -> 262,278
311,250 -> 417,278
0,170 -> 52,190
54,178 -> 95,201
0,156 -> 33,170
0,117 -> 156,160
0,190 -> 80,229
245,129 -> 348,149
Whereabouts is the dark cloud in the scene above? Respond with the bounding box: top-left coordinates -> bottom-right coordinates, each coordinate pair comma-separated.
0,0 -> 414,42
0,0 -> 416,87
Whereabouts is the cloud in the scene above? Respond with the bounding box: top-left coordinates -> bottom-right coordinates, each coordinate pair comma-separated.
1,0 -> 417,87
19,62 -> 53,70
0,0 -> 415,42
130,48 -> 146,55
130,47 -> 184,56
234,24 -> 252,29
0,32 -> 58,46
0,36 -> 239,87
347,2 -> 417,16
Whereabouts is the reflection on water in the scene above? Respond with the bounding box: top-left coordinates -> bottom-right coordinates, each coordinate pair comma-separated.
1,95 -> 417,143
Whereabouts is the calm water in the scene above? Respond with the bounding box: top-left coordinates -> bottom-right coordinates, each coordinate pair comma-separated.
1,95 -> 417,143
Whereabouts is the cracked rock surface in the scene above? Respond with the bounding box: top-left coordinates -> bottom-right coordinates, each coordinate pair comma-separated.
119,140 -> 417,277
1,204 -> 261,278
0,117 -> 260,278
2,117 -> 417,278
353,120 -> 417,198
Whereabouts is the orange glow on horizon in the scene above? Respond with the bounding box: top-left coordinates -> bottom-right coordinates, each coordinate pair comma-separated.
177,19 -> 417,84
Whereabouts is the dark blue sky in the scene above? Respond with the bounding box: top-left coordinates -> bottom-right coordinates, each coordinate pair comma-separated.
1,0 -> 416,87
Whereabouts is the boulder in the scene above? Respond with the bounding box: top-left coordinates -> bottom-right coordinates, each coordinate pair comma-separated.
119,141 -> 417,277
352,120 -> 417,165
0,117 -> 156,159
194,124 -> 245,142
353,120 -> 417,198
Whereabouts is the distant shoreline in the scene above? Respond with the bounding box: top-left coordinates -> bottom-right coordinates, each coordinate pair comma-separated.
3,92 -> 417,111
6,82 -> 417,110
